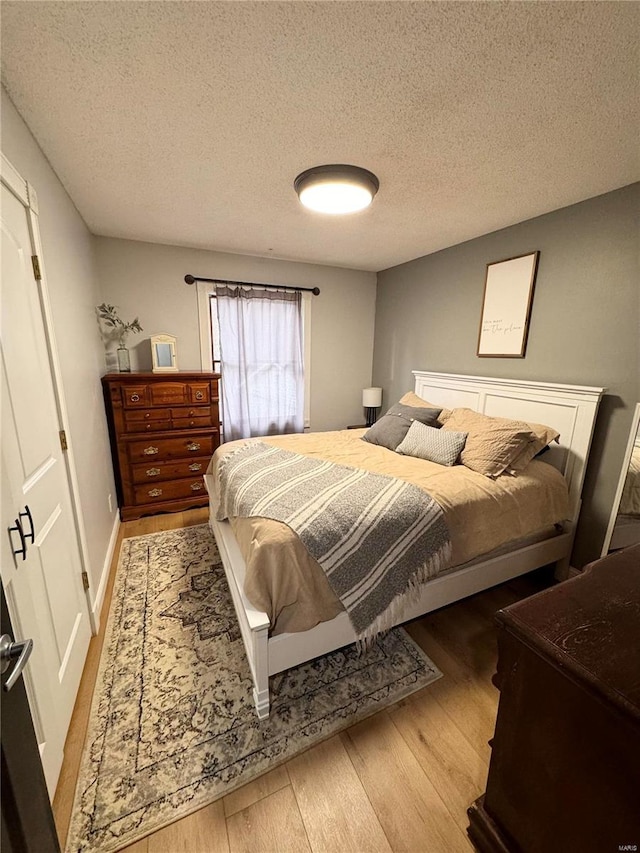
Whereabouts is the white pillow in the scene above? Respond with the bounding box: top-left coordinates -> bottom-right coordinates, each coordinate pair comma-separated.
396,420 -> 467,466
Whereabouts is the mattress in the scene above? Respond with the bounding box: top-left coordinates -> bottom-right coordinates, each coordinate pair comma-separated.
207,428 -> 570,635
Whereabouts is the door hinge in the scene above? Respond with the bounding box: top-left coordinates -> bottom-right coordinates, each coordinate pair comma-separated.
31,255 -> 42,281
59,430 -> 68,451
81,571 -> 90,591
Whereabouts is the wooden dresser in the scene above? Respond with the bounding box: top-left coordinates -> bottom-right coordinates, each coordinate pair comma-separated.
467,545 -> 640,852
102,372 -> 221,520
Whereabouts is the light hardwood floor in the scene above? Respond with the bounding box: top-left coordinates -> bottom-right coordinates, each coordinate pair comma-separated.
53,509 -> 552,853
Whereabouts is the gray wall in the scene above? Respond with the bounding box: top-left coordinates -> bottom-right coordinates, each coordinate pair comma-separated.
94,237 -> 377,431
1,88 -> 117,604
373,183 -> 639,567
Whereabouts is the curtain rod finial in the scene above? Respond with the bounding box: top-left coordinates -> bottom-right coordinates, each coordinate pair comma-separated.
312,287 -> 320,295
184,274 -> 196,285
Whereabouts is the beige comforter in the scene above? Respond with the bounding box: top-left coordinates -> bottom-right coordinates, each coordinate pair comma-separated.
207,429 -> 570,635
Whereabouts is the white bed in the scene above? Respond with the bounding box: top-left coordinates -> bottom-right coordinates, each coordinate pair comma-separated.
205,371 -> 604,718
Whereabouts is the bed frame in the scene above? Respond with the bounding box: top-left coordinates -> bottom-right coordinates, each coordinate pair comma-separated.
206,371 -> 605,718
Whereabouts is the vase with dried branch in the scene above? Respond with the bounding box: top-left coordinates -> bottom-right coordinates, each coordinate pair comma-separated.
96,303 -> 143,372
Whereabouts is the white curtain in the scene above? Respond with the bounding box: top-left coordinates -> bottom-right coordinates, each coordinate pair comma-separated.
216,285 -> 305,440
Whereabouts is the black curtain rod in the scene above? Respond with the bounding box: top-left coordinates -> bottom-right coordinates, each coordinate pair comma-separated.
184,274 -> 320,296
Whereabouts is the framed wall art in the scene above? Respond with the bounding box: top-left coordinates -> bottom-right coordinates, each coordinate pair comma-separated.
477,251 -> 540,358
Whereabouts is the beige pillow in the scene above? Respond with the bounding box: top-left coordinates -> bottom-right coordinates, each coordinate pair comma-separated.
508,422 -> 561,472
441,408 -> 535,478
399,391 -> 451,425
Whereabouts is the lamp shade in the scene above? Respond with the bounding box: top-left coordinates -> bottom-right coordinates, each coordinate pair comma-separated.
362,387 -> 382,408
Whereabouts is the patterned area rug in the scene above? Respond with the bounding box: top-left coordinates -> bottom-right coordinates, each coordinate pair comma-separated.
66,524 -> 441,853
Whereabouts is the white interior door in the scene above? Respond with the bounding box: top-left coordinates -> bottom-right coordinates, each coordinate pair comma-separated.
1,166 -> 91,796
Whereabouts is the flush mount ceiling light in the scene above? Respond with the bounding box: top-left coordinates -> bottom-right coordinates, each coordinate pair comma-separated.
294,164 -> 380,214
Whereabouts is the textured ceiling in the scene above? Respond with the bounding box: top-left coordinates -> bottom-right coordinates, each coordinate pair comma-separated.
1,1 -> 638,272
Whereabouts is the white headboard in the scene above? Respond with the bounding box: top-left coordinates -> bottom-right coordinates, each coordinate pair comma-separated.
413,371 -> 605,522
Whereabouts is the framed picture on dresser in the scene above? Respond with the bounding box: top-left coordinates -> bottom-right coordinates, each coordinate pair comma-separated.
151,333 -> 179,373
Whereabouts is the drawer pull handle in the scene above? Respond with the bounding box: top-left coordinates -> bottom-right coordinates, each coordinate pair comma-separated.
131,394 -> 140,402
187,442 -> 201,452
195,391 -> 204,400
145,413 -> 150,418
189,462 -> 202,471
148,488 -> 162,497
146,468 -> 161,477
190,483 -> 203,491
143,446 -> 159,455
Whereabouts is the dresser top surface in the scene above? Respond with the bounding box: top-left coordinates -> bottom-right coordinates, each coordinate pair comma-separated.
498,545 -> 640,716
102,371 -> 220,381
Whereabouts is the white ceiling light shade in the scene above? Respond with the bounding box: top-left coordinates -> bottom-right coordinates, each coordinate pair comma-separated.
294,164 -> 380,214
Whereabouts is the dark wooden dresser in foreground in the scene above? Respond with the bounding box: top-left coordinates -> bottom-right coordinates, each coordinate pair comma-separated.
468,544 -> 640,853
102,371 -> 221,520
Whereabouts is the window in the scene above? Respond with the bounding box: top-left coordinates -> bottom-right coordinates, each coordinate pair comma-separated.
196,281 -> 312,434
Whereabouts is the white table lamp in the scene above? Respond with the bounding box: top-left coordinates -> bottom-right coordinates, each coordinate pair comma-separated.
362,387 -> 383,427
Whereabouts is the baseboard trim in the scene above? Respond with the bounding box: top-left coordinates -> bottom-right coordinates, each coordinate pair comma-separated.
90,513 -> 120,634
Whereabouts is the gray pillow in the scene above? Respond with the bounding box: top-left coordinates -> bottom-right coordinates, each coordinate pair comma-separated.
386,403 -> 442,424
396,420 -> 467,466
362,403 -> 442,452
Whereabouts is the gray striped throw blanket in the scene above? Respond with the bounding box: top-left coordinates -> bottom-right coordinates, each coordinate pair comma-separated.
216,441 -> 451,639
217,441 -> 451,639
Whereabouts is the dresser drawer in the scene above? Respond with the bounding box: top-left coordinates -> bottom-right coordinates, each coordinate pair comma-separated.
134,476 -> 207,505
126,408 -> 171,422
121,385 -> 149,407
125,406 -> 212,432
172,416 -> 213,430
189,383 -> 212,404
124,408 -> 172,433
128,434 -> 216,463
170,406 -> 212,420
131,458 -> 208,484
126,420 -> 172,434
149,382 -> 190,406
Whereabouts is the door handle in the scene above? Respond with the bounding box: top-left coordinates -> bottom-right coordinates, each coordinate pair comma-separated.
0,634 -> 34,692
19,505 -> 35,544
8,519 -> 27,561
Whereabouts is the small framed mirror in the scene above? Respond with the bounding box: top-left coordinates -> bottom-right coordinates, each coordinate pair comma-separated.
150,333 -> 178,373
